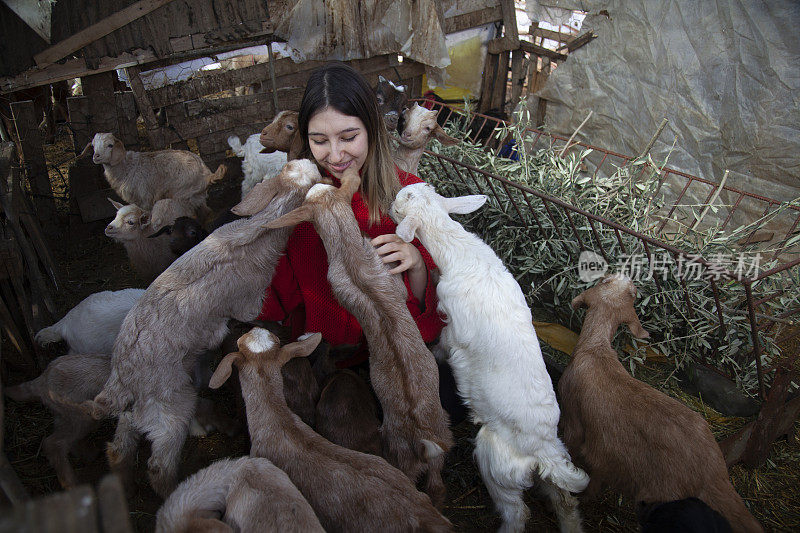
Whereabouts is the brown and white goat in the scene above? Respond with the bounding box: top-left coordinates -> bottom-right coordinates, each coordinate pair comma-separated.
375,75 -> 409,134
265,168 -> 453,506
209,328 -> 452,532
560,274 -> 763,533
392,103 -> 459,175
259,110 -> 301,161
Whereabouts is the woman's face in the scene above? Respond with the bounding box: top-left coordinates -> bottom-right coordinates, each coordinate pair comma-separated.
307,107 -> 369,179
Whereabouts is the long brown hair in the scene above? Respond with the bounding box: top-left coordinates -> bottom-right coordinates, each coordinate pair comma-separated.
298,62 -> 399,225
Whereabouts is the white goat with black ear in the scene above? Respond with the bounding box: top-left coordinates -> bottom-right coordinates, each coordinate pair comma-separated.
155,456 -> 324,533
77,160 -> 327,497
35,288 -> 144,354
392,103 -> 459,175
80,132 -> 224,214
390,183 -> 589,533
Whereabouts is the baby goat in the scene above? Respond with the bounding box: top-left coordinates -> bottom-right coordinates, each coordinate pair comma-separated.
391,183 -> 589,533
228,132 -> 288,199
560,274 -> 762,533
155,456 -> 323,533
392,103 -> 458,175
35,288 -> 144,355
266,168 -> 453,506
209,327 -> 452,532
81,132 -> 224,213
79,160 -> 326,496
375,75 -> 408,134
259,111 -> 301,160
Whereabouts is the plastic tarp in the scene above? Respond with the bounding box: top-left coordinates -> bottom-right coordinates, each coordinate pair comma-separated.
530,0 -> 800,227
274,0 -> 450,83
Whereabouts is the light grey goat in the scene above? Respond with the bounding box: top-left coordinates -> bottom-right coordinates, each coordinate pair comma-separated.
77,159 -> 326,496
155,456 -> 324,533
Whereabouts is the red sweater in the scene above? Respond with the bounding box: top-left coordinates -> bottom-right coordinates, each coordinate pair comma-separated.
257,168 -> 445,366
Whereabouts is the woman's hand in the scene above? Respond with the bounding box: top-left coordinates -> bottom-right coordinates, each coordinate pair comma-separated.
371,233 -> 423,275
372,233 -> 427,302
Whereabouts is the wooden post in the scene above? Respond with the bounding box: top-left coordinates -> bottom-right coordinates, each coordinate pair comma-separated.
9,101 -> 57,231
126,65 -> 165,148
115,91 -> 140,150
82,72 -> 120,134
510,49 -> 526,112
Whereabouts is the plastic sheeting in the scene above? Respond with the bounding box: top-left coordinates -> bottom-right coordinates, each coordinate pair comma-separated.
532,0 -> 800,218
274,0 -> 450,82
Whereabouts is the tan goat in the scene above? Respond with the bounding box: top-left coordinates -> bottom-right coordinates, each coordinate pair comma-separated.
265,168 -> 453,506
560,274 -> 763,533
209,328 -> 453,532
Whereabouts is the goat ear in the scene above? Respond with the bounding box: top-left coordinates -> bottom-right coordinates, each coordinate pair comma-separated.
78,141 -> 93,159
209,352 -> 240,389
626,310 -> 650,339
571,293 -> 587,310
107,198 -> 124,210
232,179 -> 279,216
433,124 -> 459,146
148,225 -> 172,238
288,133 -> 303,161
265,205 -> 313,230
379,75 -> 387,82
280,333 -> 322,363
442,194 -> 487,215
110,139 -> 125,165
395,214 -> 420,243
139,211 -> 150,227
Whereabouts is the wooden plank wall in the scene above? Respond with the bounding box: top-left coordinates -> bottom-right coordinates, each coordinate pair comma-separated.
129,53 -> 427,167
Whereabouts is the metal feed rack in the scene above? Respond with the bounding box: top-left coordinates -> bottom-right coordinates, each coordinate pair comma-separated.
417,100 -> 800,468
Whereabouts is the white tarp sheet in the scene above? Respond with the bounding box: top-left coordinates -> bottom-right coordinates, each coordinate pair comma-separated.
532,0 -> 800,217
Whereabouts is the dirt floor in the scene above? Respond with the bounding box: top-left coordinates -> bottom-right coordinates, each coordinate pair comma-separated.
2,128 -> 799,532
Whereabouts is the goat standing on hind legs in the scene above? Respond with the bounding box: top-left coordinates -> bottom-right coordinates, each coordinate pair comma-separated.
390,183 -> 589,533
560,274 -> 763,533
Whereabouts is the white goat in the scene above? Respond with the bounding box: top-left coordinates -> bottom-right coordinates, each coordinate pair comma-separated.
228,133 -> 288,200
35,288 -> 144,355
392,103 -> 458,175
391,183 -> 589,533
155,456 -> 324,533
105,199 -> 194,282
79,160 -> 327,496
80,132 -> 224,213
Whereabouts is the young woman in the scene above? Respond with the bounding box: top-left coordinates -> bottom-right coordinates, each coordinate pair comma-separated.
257,62 -> 447,369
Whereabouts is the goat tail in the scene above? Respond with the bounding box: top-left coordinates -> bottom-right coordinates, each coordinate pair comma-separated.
5,378 -> 43,402
208,163 -> 227,184
535,442 -> 590,494
34,324 -> 63,346
226,135 -> 245,156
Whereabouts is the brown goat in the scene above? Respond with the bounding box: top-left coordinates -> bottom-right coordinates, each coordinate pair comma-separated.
209,328 -> 452,532
559,274 -> 763,533
259,111 -> 301,160
265,167 -> 453,506
312,340 -> 381,456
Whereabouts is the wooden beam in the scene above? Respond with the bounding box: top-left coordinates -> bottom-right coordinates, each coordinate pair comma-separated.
531,27 -> 575,44
559,31 -> 597,53
519,40 -> 568,62
126,65 -> 164,149
33,0 -> 179,67
444,6 -> 503,34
